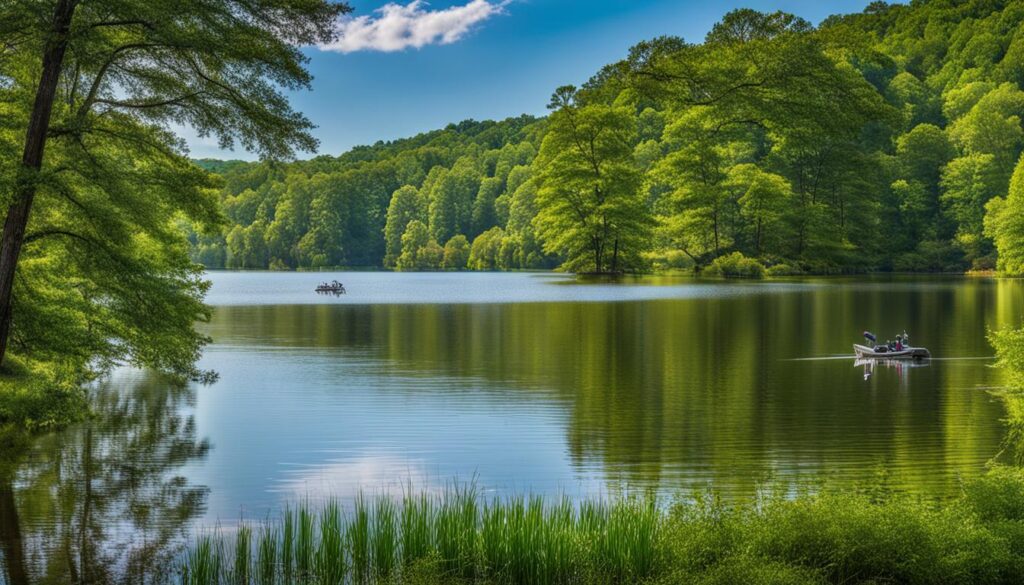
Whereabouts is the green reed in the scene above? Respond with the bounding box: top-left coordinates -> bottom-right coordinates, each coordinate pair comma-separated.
232,524 -> 252,585
315,499 -> 346,585
350,494 -> 370,582
256,525 -> 277,585
182,534 -> 221,585
280,508 -> 294,579
180,467 -> 1024,585
179,487 -> 661,585
373,497 -> 398,579
400,491 -> 433,567
297,503 -> 315,578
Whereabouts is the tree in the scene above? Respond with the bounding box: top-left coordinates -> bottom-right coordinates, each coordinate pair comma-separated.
984,154 -> 1024,275
471,177 -> 503,237
468,227 -> 506,270
383,186 -> 421,267
427,156 -> 479,244
0,0 -> 348,376
941,154 -> 1002,263
420,239 -> 444,270
948,83 -> 1024,179
443,235 -> 470,270
896,124 -> 955,199
533,89 -> 651,273
724,164 -> 791,257
395,220 -> 442,271
653,107 -> 739,264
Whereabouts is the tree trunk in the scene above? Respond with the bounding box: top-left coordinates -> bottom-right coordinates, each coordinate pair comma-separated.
755,219 -> 762,257
713,208 -> 720,258
0,0 -> 77,367
611,237 -> 619,274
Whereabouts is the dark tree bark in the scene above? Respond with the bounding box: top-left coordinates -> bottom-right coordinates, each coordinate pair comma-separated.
611,237 -> 619,273
0,0 -> 78,366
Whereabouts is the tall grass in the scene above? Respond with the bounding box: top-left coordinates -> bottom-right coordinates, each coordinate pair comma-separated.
180,487 -> 662,585
180,468 -> 1024,585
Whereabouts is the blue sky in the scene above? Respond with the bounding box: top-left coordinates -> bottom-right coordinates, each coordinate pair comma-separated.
188,0 -> 881,160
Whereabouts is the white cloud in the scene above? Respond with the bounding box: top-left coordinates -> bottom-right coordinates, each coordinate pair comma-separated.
321,0 -> 509,53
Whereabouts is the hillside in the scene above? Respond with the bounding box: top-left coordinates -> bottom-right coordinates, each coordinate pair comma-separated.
190,0 -> 1024,274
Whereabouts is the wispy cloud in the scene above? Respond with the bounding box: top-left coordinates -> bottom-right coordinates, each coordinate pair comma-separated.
321,0 -> 509,53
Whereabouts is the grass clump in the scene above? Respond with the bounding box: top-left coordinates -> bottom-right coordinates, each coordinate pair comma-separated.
181,468 -> 1024,584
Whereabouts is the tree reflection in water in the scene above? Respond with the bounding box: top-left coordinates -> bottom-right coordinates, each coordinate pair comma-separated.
0,372 -> 209,585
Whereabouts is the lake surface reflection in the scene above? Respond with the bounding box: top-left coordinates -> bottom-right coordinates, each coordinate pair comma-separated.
2,272 -> 1022,582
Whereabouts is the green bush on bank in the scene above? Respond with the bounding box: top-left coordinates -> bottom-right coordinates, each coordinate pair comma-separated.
765,263 -> 802,277
182,467 -> 1024,585
702,252 -> 766,279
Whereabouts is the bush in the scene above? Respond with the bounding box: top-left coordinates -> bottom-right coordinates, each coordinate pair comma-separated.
702,252 -> 765,279
646,249 -> 695,272
766,263 -> 801,277
893,240 -> 964,272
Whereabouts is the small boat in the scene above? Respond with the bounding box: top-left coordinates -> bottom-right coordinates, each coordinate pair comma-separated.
853,344 -> 930,359
315,280 -> 346,294
853,329 -> 929,359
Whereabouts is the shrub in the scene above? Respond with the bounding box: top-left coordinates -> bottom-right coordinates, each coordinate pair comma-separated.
646,249 -> 695,272
765,263 -> 801,277
702,252 -> 765,279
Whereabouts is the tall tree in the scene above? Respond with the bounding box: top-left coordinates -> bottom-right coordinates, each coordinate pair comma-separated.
985,154 -> 1024,275
533,88 -> 651,273
383,185 -> 422,267
0,0 -> 348,372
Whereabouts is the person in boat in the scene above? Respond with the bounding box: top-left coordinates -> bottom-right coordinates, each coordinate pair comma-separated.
894,335 -> 903,351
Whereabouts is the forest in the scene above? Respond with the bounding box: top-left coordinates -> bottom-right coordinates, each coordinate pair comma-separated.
189,0 -> 1024,276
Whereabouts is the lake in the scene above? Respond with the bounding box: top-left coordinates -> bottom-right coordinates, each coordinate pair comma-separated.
2,272 -> 1021,583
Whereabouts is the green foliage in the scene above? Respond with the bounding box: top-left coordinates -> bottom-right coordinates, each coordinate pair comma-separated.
943,153 -> 1003,265
395,220 -> 442,271
985,153 -> 1024,275
468,227 -> 506,271
702,252 -> 765,279
765,263 -> 801,277
384,185 -> 424,267
185,2 -> 1024,278
183,468 -> 1024,585
443,235 -> 471,270
0,356 -> 85,431
0,0 -> 350,426
534,94 -> 652,273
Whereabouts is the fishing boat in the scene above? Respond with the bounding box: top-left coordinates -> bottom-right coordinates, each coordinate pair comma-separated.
853,344 -> 930,359
853,330 -> 929,359
315,280 -> 346,294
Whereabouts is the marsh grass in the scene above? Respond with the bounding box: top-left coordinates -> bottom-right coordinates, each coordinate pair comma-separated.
232,524 -> 252,584
256,525 -> 277,585
181,469 -> 1024,585
180,487 -> 663,585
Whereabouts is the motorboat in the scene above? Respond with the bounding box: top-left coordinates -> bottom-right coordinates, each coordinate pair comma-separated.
854,329 -> 929,359
315,279 -> 346,294
853,344 -> 930,359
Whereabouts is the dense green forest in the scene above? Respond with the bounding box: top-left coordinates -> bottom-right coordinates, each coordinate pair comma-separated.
190,0 -> 1024,275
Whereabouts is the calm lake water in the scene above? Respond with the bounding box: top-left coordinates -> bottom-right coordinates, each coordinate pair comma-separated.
2,272 -> 1022,583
